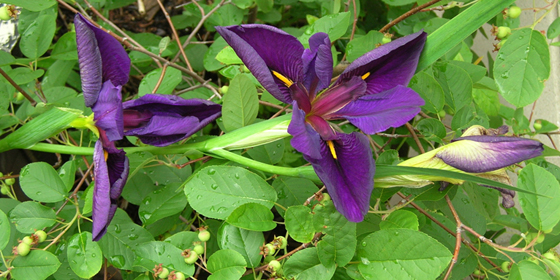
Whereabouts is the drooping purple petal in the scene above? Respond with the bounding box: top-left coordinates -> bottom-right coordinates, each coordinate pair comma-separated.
437,136 -> 544,173
337,31 -> 427,95
215,25 -> 304,104
122,94 -> 221,146
331,85 -> 424,134
92,139 -> 129,241
287,102 -> 322,160
75,14 -> 129,108
305,132 -> 374,222
302,32 -> 333,96
92,80 -> 124,142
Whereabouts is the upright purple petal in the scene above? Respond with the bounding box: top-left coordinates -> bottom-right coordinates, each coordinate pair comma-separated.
310,76 -> 366,117
331,85 -> 424,134
75,14 -> 102,107
92,81 -> 124,142
74,14 -> 130,92
337,31 -> 427,95
305,132 -> 374,222
437,136 -> 544,173
123,94 -> 221,146
92,140 -> 129,241
302,33 -> 333,96
215,25 -> 304,104
288,102 -> 323,160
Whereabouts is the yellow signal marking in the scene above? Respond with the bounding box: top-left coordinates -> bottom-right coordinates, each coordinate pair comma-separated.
361,72 -> 370,80
272,71 -> 294,87
327,140 -> 338,160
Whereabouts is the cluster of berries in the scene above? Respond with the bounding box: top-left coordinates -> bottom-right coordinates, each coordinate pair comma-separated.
0,173 -> 15,197
493,6 -> 522,50
14,230 -> 47,256
261,236 -> 288,277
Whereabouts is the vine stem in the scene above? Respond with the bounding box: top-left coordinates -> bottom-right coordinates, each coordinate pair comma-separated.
405,123 -> 425,153
155,0 -> 194,72
443,195 -> 462,280
379,0 -> 444,33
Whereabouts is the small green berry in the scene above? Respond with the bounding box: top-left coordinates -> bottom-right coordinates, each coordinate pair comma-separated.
265,244 -> 276,256
184,251 -> 198,264
0,6 -> 10,21
381,37 -> 392,44
496,39 -> 507,50
16,92 -> 25,102
193,244 -> 204,255
5,178 -> 15,186
17,242 -> 31,256
497,26 -> 511,39
501,261 -> 511,273
437,110 -> 446,118
198,230 -> 210,242
158,267 -> 169,279
473,269 -> 482,276
276,236 -> 287,249
0,172 -> 4,177
1,186 -> 9,195
34,230 -> 47,243
21,236 -> 33,246
543,252 -> 558,261
507,6 -> 522,19
534,121 -> 543,131
173,271 -> 186,280
220,85 -> 229,94
320,193 -> 331,203
268,260 -> 281,272
537,234 -> 545,244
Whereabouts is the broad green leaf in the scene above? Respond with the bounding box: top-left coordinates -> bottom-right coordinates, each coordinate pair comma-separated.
299,12 -> 351,46
381,0 -> 416,6
11,250 -> 60,280
222,74 -> 259,132
20,15 -> 56,59
247,139 -> 285,164
345,31 -> 384,62
447,188 -> 486,234
416,118 -> 446,144
432,62 -> 472,113
285,205 -> 316,243
3,0 -> 56,11
417,0 -> 515,70
272,176 -> 318,216
284,248 -> 336,280
207,4 -> 243,31
58,160 -> 76,193
462,182 -> 499,220
450,104 -> 489,132
448,61 -> 486,83
379,210 -> 419,230
204,37 -> 228,71
494,28 -> 550,107
316,208 -> 356,267
358,229 -> 452,279
207,249 -> 247,280
473,77 -> 501,116
255,0 -> 273,13
217,224 -> 263,268
509,260 -> 552,280
165,231 -> 199,250
232,0 -> 254,9
0,51 -> 15,66
409,72 -> 445,114
534,119 -> 559,134
9,201 -> 57,234
518,164 -> 560,231
138,67 -> 182,96
4,67 -> 44,85
52,241 -> 81,280
51,32 -> 78,60
547,17 -> 560,39
105,0 -> 137,9
20,162 -> 68,203
42,60 -> 76,90
226,203 -> 276,231
81,183 -> 94,216
139,183 -> 187,226
184,166 -> 277,220
67,232 -> 102,278
98,209 -> 154,270
0,209 -> 9,251
134,241 -> 194,275
215,46 -> 242,65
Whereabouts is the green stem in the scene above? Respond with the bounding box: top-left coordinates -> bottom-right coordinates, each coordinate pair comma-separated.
208,149 -> 320,183
28,141 -> 208,156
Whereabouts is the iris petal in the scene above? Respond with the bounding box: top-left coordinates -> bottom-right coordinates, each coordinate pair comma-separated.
215,25 -> 304,104
302,32 -> 333,95
75,14 -> 103,107
287,102 -> 323,160
437,136 -> 544,173
92,80 -> 124,142
304,132 -> 374,222
332,85 -> 424,134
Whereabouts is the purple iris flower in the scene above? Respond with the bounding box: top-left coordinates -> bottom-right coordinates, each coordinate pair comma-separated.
216,24 -> 427,222
76,14 -> 221,240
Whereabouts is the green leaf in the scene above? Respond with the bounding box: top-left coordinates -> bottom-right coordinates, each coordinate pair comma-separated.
255,0 -> 273,13
316,209 -> 356,267
358,229 -> 451,279
284,248 -> 336,280
0,51 -> 15,67
448,61 -> 487,83
67,232 -> 103,278
518,164 -> 560,231
285,205 -> 315,243
226,203 -> 276,231
20,162 -> 68,203
381,0 -> 416,6
0,209 -> 9,251
547,17 -> 560,39
379,210 -> 419,230
215,46 -> 242,65
473,77 -> 501,116
416,118 -> 446,143
509,260 -> 552,280
345,31 -> 384,62
417,0 -> 515,70
138,67 -> 182,96
139,183 -> 187,226
247,139 -> 285,164
98,209 -> 154,270
298,12 -> 351,46
204,37 -> 228,71
9,201 -> 56,234
409,72 -> 445,114
51,32 -> 78,60
20,15 -> 56,59
11,250 -> 60,280
58,160 -> 76,193
222,73 -> 259,132
134,241 -> 194,275
217,224 -> 263,268
207,249 -> 247,280
3,0 -> 56,11
494,28 -> 550,107
165,231 -> 199,250
432,62 -> 473,113
184,166 -> 277,220
272,176 -> 318,216
450,104 -> 489,132
462,182 -> 499,220
42,60 -> 76,90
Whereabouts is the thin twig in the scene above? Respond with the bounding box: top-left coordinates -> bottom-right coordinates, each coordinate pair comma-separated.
156,0 -> 194,72
0,68 -> 36,106
152,64 -> 169,93
380,0 -> 443,33
546,134 -> 558,150
443,195 -> 462,280
269,104 -> 291,119
405,122 -> 425,154
304,186 -> 326,206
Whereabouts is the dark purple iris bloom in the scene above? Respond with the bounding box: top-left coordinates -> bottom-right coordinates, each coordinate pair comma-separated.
216,25 -> 427,222
76,14 -> 221,240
